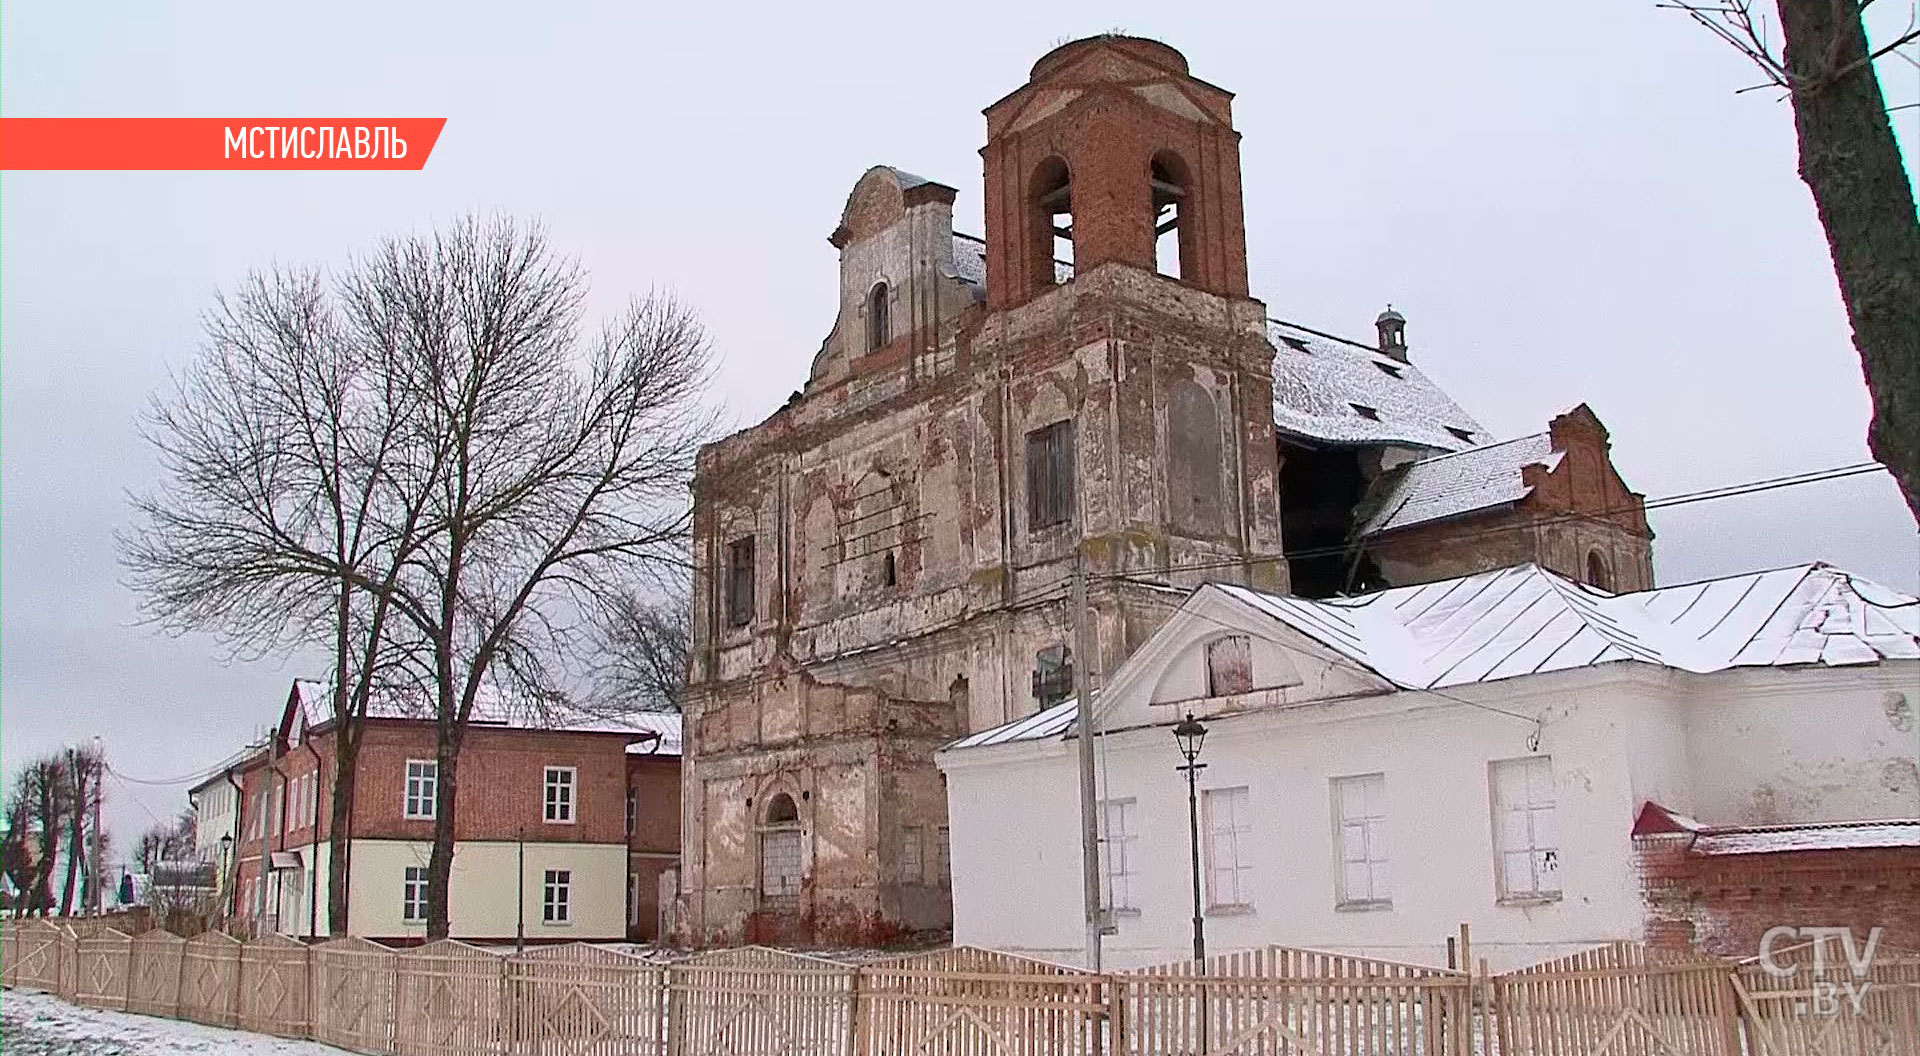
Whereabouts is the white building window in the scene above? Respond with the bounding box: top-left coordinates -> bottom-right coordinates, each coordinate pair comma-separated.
1099,799 -> 1138,912
404,761 -> 436,820
1491,755 -> 1561,900
402,866 -> 427,923
1203,786 -> 1254,909
542,869 -> 571,924
1332,773 -> 1390,907
544,767 -> 576,824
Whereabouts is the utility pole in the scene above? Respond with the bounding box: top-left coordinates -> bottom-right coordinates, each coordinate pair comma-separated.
1072,552 -> 1103,972
88,735 -> 104,916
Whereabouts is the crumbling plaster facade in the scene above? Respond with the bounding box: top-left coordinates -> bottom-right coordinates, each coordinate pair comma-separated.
681,37 -> 1289,947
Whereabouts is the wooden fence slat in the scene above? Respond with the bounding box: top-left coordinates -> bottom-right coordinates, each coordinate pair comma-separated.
313,936 -> 398,1055
127,929 -> 187,1018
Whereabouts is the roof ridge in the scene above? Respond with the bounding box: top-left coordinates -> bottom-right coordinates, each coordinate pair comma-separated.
1397,431 -> 1550,467
1267,316 -> 1381,355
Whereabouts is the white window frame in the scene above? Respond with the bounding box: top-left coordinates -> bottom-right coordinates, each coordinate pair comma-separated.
404,760 -> 437,820
543,766 -> 577,825
1099,798 -> 1139,914
1490,755 -> 1562,902
1203,786 -> 1254,911
401,866 -> 428,923
542,868 -> 571,925
1331,773 -> 1391,909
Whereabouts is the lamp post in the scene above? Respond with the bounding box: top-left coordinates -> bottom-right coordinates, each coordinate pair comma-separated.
1174,711 -> 1209,964
218,835 -> 234,919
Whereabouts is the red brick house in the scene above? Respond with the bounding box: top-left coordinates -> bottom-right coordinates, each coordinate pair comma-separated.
195,680 -> 680,943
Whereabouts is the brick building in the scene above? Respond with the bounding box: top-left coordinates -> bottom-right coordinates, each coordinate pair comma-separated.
193,680 -> 680,943
1634,804 -> 1920,957
682,35 -> 1651,947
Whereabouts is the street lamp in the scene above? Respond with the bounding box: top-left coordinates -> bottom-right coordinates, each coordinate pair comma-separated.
218,835 -> 235,918
1174,711 -> 1209,964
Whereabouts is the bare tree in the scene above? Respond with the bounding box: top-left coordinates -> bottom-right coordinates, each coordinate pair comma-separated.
58,744 -> 102,916
1667,0 -> 1920,521
13,757 -> 68,917
124,266 -> 442,935
353,218 -> 711,938
129,215 -> 712,940
592,578 -> 691,712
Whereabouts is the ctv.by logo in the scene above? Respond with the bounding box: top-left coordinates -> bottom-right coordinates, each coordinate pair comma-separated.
1758,926 -> 1883,1016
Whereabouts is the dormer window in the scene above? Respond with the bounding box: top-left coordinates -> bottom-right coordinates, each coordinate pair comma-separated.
1373,361 -> 1404,379
867,283 -> 890,351
1350,403 -> 1381,421
1446,427 -> 1475,444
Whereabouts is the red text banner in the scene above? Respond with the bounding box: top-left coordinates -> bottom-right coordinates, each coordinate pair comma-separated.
0,118 -> 447,170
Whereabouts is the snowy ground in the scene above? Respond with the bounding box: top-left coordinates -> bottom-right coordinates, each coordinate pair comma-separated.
0,990 -> 346,1055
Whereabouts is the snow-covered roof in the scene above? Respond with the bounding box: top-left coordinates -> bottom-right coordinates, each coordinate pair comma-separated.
1692,821 -> 1920,856
1222,562 -> 1919,690
1266,320 -> 1488,452
290,679 -> 681,746
1359,433 -> 1557,536
948,562 -> 1919,750
1637,805 -> 1920,855
621,712 -> 684,757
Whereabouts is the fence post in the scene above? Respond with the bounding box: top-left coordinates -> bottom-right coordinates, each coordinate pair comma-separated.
845,964 -> 863,1056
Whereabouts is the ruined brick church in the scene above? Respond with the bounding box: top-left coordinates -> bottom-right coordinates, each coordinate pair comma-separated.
679,35 -> 1653,946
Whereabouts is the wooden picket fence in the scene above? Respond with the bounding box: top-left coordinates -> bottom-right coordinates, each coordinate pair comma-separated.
7,920 -> 1920,1055
1732,941 -> 1920,1056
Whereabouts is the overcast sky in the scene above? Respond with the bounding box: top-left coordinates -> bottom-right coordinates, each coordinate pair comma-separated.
4,1 -> 1916,851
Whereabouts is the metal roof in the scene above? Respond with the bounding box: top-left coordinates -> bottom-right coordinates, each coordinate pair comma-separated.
291,680 -> 681,748
948,562 -> 1919,750
1267,320 -> 1488,452
1358,433 -> 1557,536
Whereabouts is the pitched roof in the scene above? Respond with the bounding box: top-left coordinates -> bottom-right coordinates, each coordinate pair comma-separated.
1358,432 -> 1557,536
948,562 -> 1919,750
1266,320 -> 1488,452
289,680 -> 681,749
1222,562 -> 1919,690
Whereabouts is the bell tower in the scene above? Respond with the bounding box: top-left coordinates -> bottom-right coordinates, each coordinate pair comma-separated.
981,35 -> 1252,310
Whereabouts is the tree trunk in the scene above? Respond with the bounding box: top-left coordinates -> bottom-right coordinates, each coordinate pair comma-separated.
60,764 -> 87,916
1777,0 -> 1920,522
326,729 -> 359,935
426,726 -> 460,940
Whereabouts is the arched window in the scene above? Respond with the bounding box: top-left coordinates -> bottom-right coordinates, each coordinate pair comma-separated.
1151,151 -> 1192,280
867,282 -> 890,351
1029,157 -> 1073,294
761,792 -> 802,902
1168,381 -> 1225,535
1586,550 -> 1613,592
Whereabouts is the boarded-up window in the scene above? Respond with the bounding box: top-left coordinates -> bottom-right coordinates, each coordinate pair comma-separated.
761,793 -> 803,901
901,828 -> 924,885
726,536 -> 755,627
1206,635 -> 1253,696
1168,381 -> 1225,535
1026,420 -> 1075,529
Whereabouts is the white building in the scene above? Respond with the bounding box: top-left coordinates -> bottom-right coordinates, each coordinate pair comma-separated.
937,562 -> 1920,970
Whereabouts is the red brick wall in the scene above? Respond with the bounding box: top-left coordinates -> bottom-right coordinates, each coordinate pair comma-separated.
1636,834 -> 1920,958
347,723 -> 631,843
626,754 -> 681,855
